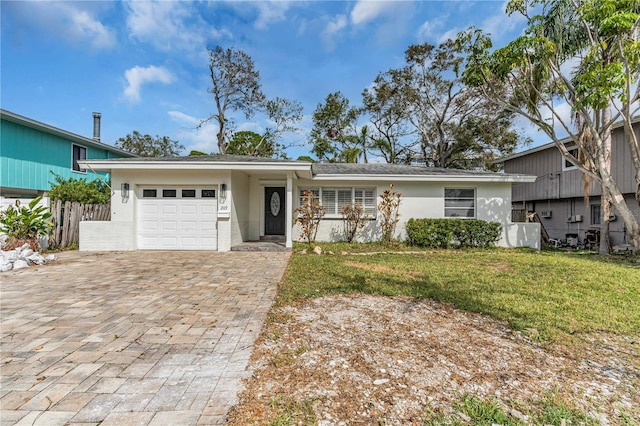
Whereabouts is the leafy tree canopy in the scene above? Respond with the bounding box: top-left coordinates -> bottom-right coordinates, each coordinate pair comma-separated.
48,173 -> 111,204
365,37 -> 523,169
310,92 -> 364,163
115,131 -> 184,157
462,0 -> 640,251
227,131 -> 285,158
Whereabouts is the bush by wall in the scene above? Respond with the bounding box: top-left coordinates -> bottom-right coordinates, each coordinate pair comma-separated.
406,218 -> 501,248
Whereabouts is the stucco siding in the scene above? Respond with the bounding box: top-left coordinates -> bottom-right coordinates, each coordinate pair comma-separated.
80,221 -> 134,251
230,171 -> 250,247
292,179 -> 526,247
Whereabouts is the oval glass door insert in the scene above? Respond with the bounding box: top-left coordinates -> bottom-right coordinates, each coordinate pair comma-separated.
270,192 -> 281,216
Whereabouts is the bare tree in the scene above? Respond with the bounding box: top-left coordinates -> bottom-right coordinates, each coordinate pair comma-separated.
203,46 -> 265,154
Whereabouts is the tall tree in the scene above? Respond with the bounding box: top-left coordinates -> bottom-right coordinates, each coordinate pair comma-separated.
203,46 -> 266,155
115,131 -> 184,157
463,0 -> 640,251
362,71 -> 415,164
310,92 -> 363,163
395,38 -> 522,169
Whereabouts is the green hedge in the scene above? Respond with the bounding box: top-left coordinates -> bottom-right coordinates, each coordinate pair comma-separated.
406,218 -> 502,248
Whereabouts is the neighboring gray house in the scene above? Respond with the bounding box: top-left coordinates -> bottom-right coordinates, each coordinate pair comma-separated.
497,121 -> 639,247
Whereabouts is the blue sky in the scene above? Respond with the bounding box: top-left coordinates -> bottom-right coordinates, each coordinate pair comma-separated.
1,0 -> 542,159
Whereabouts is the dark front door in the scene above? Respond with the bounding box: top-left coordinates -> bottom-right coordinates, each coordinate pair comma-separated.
265,187 -> 285,235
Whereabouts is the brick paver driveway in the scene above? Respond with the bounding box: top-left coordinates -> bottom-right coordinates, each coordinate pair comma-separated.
0,250 -> 289,426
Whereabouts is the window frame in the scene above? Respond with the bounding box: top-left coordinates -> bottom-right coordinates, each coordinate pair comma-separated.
562,146 -> 579,171
444,187 -> 476,219
590,204 -> 601,225
72,144 -> 87,173
298,187 -> 376,218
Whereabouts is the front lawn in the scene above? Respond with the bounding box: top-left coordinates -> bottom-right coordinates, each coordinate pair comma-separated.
229,244 -> 640,425
281,244 -> 640,342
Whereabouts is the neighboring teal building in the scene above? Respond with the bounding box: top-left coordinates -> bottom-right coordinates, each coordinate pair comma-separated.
0,109 -> 135,197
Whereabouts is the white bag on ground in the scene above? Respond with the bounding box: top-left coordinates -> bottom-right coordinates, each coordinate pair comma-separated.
12,259 -> 29,270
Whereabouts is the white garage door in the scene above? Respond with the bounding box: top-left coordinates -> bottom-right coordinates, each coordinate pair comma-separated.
137,188 -> 218,250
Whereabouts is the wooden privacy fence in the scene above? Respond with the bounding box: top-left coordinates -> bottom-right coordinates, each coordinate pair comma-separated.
49,200 -> 110,249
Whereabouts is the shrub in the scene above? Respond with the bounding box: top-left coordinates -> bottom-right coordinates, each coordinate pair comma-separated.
377,184 -> 402,243
0,196 -> 53,250
406,218 -> 502,248
294,190 -> 326,245
48,173 -> 111,204
341,204 -> 367,243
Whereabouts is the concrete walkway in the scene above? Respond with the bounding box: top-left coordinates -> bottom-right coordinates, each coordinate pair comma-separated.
0,250 -> 289,425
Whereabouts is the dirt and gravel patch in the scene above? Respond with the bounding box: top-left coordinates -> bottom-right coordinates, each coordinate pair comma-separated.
228,295 -> 639,425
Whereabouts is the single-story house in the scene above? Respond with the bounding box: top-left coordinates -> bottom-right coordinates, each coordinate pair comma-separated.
79,155 -> 540,251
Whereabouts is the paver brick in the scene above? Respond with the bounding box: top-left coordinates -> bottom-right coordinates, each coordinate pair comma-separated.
1,251 -> 288,425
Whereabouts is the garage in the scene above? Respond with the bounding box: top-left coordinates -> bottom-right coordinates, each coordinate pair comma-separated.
137,187 -> 218,250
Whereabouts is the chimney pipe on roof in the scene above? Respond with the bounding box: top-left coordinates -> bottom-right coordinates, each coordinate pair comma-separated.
92,112 -> 101,142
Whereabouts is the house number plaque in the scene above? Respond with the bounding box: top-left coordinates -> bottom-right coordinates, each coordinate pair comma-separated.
270,192 -> 281,216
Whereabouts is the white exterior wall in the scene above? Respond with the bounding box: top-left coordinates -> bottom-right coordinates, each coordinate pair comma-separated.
247,176 -> 262,241
230,171 -> 250,247
292,179 -> 537,248
502,223 -> 541,250
80,221 -> 134,251
79,166 -> 538,251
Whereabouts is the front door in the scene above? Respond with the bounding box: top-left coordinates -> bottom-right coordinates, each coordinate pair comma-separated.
265,187 -> 285,235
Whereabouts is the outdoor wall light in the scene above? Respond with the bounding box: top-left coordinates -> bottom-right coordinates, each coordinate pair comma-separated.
220,183 -> 227,199
121,183 -> 130,199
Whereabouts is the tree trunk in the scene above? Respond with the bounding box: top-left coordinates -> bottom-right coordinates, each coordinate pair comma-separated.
217,126 -> 227,155
599,108 -> 611,255
600,192 -> 611,255
603,176 -> 640,251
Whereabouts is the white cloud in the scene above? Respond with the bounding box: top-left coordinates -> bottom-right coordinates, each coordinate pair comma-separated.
321,15 -> 347,51
416,18 -> 448,42
168,111 -> 219,154
351,0 -> 398,26
8,2 -> 116,49
253,1 -> 292,29
168,111 -> 199,126
125,1 -> 230,51
63,5 -> 116,49
480,2 -> 525,39
123,65 -> 175,103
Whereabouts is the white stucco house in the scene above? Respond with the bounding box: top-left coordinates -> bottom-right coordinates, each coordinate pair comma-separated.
78,155 -> 540,251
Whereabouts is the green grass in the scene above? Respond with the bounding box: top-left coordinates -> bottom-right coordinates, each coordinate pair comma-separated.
281,244 -> 640,342
268,396 -> 317,426
422,393 -> 598,425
